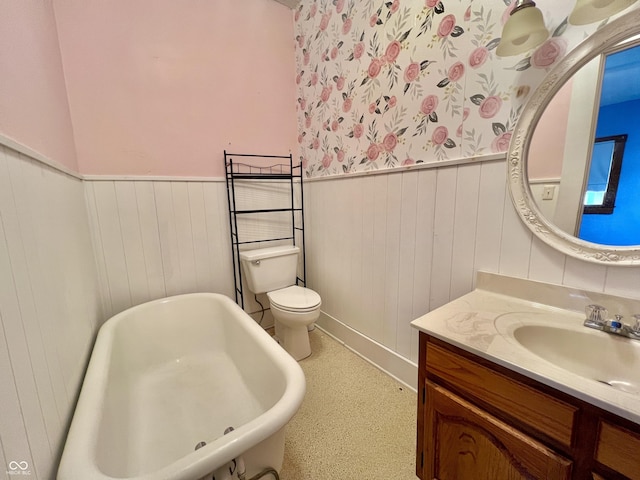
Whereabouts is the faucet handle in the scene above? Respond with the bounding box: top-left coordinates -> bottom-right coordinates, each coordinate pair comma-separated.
585,304 -> 608,326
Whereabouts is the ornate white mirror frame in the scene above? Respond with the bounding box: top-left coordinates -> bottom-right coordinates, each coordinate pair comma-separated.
508,7 -> 640,266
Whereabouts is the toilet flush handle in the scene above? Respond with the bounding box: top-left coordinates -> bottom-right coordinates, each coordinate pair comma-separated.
253,260 -> 260,265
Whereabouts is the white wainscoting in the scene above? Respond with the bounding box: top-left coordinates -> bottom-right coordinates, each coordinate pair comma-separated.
83,160 -> 640,392
0,145 -> 101,480
84,180 -> 236,320
305,159 -> 640,388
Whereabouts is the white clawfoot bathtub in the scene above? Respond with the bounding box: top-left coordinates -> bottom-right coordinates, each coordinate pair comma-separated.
57,293 -> 305,480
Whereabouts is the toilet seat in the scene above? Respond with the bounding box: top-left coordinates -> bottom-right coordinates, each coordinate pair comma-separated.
267,285 -> 321,313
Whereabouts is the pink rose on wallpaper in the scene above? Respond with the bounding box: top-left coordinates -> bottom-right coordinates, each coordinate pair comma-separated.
337,149 -> 345,162
437,14 -> 456,38
296,73 -> 302,85
295,9 -> 301,22
343,17 -> 353,35
310,4 -> 317,18
366,143 -> 381,161
456,124 -> 463,138
320,12 -> 331,31
331,120 -> 340,131
298,134 -> 304,144
310,72 -> 318,86
432,126 -> 449,145
312,137 -> 320,149
388,96 -> 397,108
370,14 -> 379,27
343,98 -> 353,112
297,35 -> 305,48
301,156 -> 308,168
426,0 -> 439,7
303,51 -> 310,65
384,41 -> 402,64
336,76 -> 345,90
369,102 -> 377,114
331,47 -> 339,60
463,107 -> 470,120
469,47 -> 489,69
299,98 -> 307,110
448,62 -> 465,82
336,0 -> 345,14
368,58 -> 384,78
402,158 -> 415,166
322,154 -> 333,169
492,132 -> 512,152
404,62 -> 420,83
390,0 -> 400,14
479,96 -> 502,119
383,133 -> 398,152
353,123 -> 364,138
420,95 -> 439,115
532,38 -> 567,69
353,42 -> 365,59
320,87 -> 331,103
305,116 -> 312,128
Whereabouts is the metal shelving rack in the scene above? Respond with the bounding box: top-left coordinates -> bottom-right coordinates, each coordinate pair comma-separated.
224,150 -> 306,309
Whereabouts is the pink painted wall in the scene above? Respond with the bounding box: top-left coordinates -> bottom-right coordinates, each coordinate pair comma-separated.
54,0 -> 299,177
528,78 -> 573,180
0,1 -> 78,171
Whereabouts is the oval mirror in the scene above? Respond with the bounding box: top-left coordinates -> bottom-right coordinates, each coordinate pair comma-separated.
508,8 -> 640,265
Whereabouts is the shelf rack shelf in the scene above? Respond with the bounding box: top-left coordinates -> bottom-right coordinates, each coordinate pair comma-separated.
224,150 -> 306,309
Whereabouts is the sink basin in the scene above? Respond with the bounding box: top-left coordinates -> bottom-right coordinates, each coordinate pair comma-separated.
513,324 -> 640,394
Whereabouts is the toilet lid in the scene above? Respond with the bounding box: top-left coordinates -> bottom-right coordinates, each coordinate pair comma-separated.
267,286 -> 321,311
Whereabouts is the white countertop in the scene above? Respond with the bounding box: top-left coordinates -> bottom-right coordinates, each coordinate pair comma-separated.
410,272 -> 640,425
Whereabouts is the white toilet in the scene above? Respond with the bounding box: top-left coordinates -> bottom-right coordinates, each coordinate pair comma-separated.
239,245 -> 321,360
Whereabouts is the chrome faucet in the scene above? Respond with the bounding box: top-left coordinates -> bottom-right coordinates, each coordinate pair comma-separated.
584,304 -> 640,340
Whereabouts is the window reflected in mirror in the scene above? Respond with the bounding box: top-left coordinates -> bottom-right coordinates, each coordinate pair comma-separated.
583,134 -> 626,214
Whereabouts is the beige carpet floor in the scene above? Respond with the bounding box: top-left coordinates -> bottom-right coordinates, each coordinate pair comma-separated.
279,328 -> 418,480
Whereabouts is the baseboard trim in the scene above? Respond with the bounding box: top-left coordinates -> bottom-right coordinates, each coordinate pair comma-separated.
315,311 -> 418,392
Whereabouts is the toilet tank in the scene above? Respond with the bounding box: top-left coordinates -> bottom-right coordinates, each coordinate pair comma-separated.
239,245 -> 300,294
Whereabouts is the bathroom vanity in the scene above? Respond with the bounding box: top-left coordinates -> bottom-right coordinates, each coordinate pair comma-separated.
411,272 -> 640,480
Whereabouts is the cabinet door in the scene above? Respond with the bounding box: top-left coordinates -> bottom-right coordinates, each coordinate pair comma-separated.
424,381 -> 572,480
595,421 -> 640,480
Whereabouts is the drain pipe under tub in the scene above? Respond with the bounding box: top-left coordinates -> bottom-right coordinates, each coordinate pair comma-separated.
247,468 -> 280,480
196,427 -> 280,480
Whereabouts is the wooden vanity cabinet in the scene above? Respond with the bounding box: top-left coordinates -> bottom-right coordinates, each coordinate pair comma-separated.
423,381 -> 572,479
595,421 -> 640,479
416,333 -> 640,480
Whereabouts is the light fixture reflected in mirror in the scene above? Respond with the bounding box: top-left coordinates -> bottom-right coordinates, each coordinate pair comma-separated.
497,0 -> 549,57
569,0 -> 638,25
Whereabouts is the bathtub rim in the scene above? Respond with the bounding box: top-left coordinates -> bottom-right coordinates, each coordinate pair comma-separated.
57,292 -> 306,480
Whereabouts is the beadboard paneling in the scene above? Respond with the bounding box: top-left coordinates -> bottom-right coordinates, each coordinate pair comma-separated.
82,160 -> 640,387
84,179 -> 260,319
0,145 -> 101,480
305,159 -> 640,369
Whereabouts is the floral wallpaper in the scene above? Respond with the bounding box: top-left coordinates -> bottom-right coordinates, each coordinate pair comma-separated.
293,0 -> 630,177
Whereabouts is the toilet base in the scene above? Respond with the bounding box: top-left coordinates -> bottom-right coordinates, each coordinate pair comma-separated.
280,324 -> 311,361
270,300 -> 320,361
